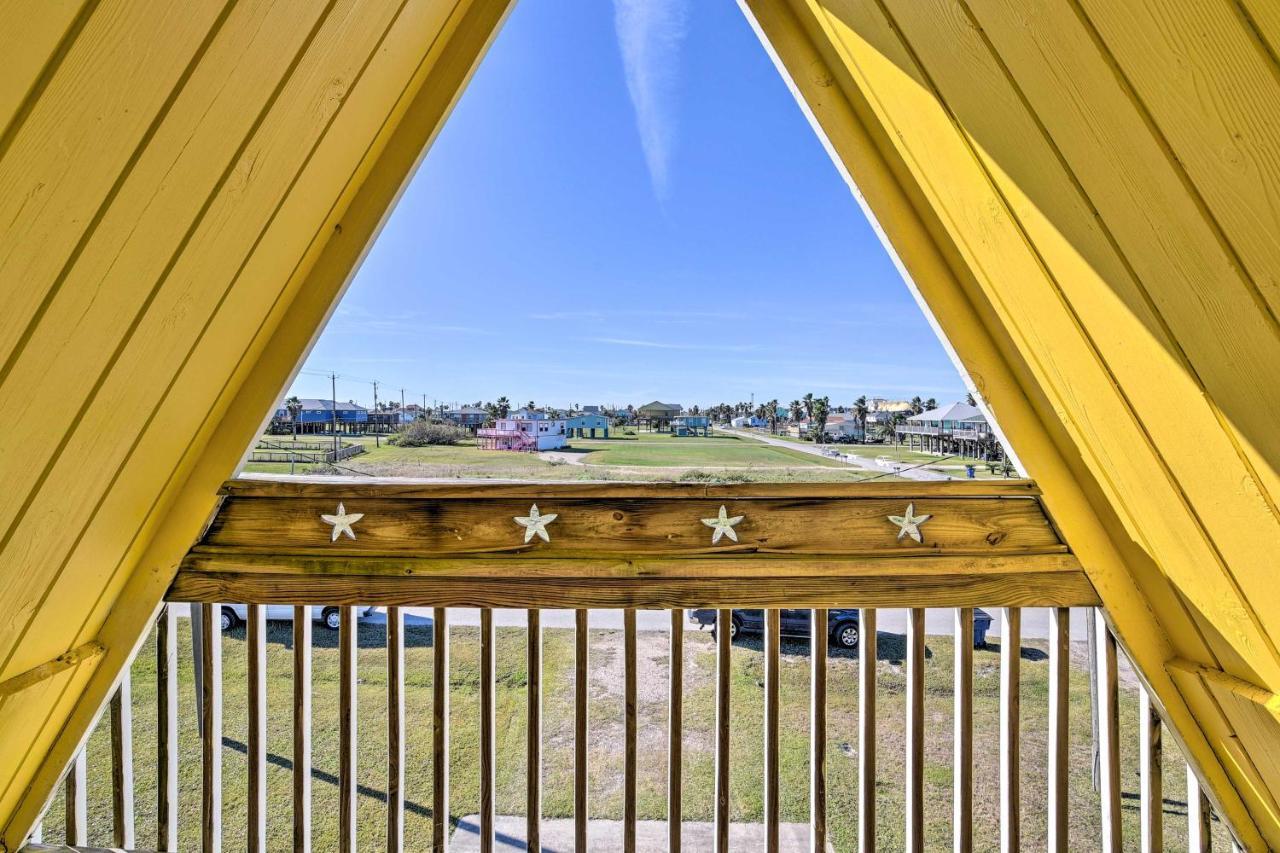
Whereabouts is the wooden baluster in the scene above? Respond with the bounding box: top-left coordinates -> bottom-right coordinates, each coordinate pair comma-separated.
954,608 -> 974,853
812,609 -> 828,853
293,605 -> 313,853
480,608 -> 496,853
714,609 -> 732,853
1048,607 -> 1069,853
65,748 -> 87,846
906,608 -> 925,853
388,606 -> 405,853
109,671 -> 136,848
201,603 -> 222,853
339,606 -> 357,853
574,609 -> 589,852
432,608 -> 450,853
158,605 -> 179,851
669,609 -> 684,853
247,604 -> 266,852
1140,686 -> 1163,852
1096,609 -> 1121,852
764,609 -> 781,853
858,608 -> 877,853
1187,764 -> 1212,852
1000,607 -> 1021,853
624,609 -> 638,853
527,609 -> 542,852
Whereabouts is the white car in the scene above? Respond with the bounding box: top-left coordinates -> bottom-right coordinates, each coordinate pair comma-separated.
219,604 -> 377,632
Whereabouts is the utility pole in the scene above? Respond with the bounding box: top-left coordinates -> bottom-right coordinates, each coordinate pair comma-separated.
400,388 -> 405,414
331,372 -> 339,456
372,380 -> 380,448
422,394 -> 427,417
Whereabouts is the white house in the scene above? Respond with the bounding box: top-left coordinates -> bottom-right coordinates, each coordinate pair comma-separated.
476,416 -> 567,451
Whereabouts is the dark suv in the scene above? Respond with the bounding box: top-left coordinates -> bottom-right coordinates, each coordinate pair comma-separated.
689,608 -> 863,650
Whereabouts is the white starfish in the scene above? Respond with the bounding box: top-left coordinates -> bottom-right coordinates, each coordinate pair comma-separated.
514,503 -> 558,543
701,505 -> 744,544
320,502 -> 363,542
888,502 -> 931,543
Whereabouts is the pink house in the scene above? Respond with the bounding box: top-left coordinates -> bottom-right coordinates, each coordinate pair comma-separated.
476,414 -> 567,451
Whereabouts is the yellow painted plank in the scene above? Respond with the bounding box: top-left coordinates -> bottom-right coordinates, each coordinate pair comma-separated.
1077,0 -> 1280,323
0,1 -> 513,841
0,0 -> 230,367
805,0 -> 1278,685
883,0 -> 1280,687
0,0 -> 93,137
1237,0 -> 1280,66
0,0 -> 407,680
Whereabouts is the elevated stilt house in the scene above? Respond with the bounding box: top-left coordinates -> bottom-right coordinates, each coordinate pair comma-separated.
1,2 -> 1279,850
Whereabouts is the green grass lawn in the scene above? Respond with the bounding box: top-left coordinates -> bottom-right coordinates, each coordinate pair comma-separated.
37,618 -> 1231,850
242,431 -> 875,483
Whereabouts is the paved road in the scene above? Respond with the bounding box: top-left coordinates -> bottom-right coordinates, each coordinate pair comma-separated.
719,427 -> 949,480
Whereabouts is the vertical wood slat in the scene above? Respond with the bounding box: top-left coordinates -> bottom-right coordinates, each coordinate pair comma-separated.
623,609 -> 638,853
339,606 -> 357,853
200,602 -> 222,853
1000,607 -> 1022,853
574,608 -> 588,853
65,748 -> 86,846
527,609 -> 542,853
157,604 -> 179,851
387,606 -> 405,853
714,608 -> 732,853
477,608 -> 496,852
479,608 -> 496,853
811,608 -> 828,853
905,607 -> 925,853
1139,686 -> 1163,853
432,607 -> 449,853
1048,607 -> 1070,853
953,608 -> 974,853
1187,764 -> 1212,852
764,609 -> 781,853
669,609 -> 684,853
247,604 -> 266,852
858,608 -> 877,853
293,605 -> 313,853
111,671 -> 135,849
1096,609 -> 1122,852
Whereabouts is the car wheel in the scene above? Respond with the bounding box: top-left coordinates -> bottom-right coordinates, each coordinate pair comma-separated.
729,614 -> 742,639
323,607 -> 341,631
220,607 -> 237,632
832,622 -> 859,650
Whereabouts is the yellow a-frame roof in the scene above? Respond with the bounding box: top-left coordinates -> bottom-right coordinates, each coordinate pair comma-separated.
1,0 -> 1279,848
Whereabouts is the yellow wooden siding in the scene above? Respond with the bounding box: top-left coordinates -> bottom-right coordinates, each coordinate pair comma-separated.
2,0 -> 1280,848
740,0 -> 1280,846
0,0 -> 515,845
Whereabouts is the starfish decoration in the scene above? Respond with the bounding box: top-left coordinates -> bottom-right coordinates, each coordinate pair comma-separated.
701,505 -> 744,544
888,502 -> 931,543
514,503 -> 558,543
320,502 -> 364,542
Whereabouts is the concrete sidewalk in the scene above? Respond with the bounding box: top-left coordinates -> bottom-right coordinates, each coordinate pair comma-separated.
448,814 -> 832,852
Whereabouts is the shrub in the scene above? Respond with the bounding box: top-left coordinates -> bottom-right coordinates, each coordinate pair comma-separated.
393,421 -> 468,447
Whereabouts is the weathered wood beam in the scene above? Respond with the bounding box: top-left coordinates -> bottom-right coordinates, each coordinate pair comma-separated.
169,569 -> 1097,609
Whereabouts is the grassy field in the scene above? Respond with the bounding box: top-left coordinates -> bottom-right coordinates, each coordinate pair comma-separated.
244,431 -> 876,483
740,430 -> 1014,480
38,618 -> 1230,850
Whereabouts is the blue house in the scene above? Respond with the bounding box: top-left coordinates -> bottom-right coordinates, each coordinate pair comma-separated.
274,398 -> 368,434
671,415 -> 711,437
564,412 -> 610,438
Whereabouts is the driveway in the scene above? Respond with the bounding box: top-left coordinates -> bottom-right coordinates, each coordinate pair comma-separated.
720,427 -> 949,481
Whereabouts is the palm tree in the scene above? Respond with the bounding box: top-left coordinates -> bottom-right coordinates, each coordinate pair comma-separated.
789,399 -> 803,424
767,398 -> 779,434
924,397 -> 937,412
812,396 -> 831,443
965,392 -> 976,406
802,392 -> 815,421
852,395 -> 869,443
495,396 -> 510,418
910,396 -> 923,415
285,396 -> 303,442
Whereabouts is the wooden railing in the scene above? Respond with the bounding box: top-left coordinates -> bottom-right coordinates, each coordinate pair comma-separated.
17,481 -> 1247,850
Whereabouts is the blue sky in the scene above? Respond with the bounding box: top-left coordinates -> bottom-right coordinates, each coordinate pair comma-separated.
289,0 -> 966,411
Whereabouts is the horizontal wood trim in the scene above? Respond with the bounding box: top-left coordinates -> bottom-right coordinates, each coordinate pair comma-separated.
167,569 -> 1099,608
180,551 -> 1080,578
199,492 -> 1062,557
222,475 -> 1042,498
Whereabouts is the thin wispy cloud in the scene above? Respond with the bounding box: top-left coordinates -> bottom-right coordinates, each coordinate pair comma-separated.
585,336 -> 757,352
613,0 -> 688,201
